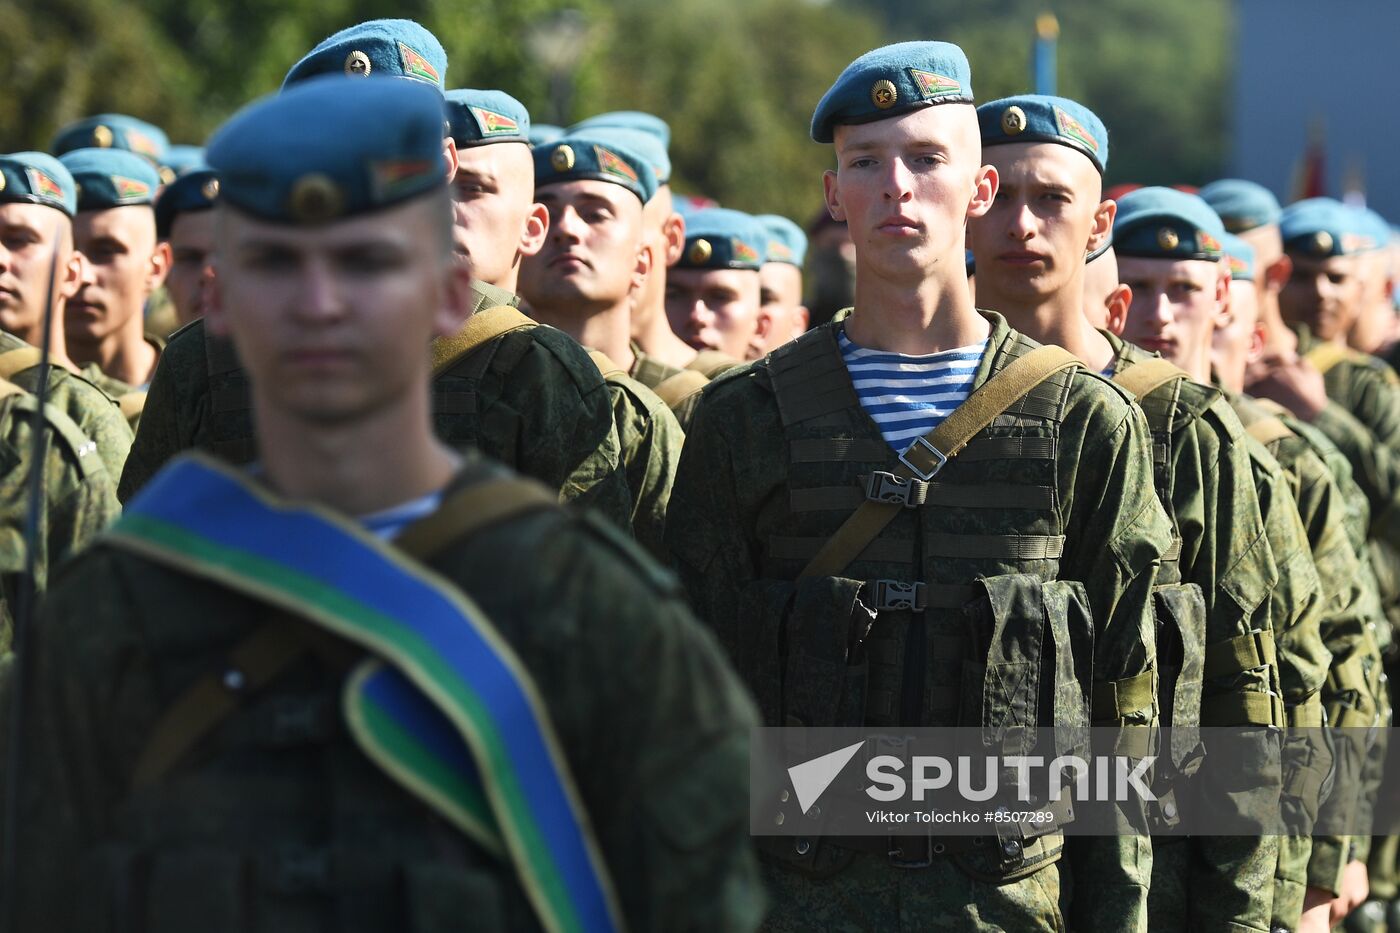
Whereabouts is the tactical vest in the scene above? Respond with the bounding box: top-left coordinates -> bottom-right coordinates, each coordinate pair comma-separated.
759,326 -> 1095,881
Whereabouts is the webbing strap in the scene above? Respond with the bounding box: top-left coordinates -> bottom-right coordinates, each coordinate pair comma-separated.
798,345 -> 1081,580
118,390 -> 147,423
0,378 -> 26,403
586,349 -> 625,379
1091,669 -> 1156,721
1203,629 -> 1277,681
431,307 -> 536,378
130,474 -> 559,789
1325,654 -> 1370,695
1252,397 -> 1292,419
0,346 -> 41,379
1305,342 -> 1355,377
1199,690 -> 1283,727
1285,698 -> 1325,728
651,369 -> 709,408
1111,357 -> 1189,402
789,481 -> 1054,514
686,349 -> 741,379
1246,417 -> 1295,446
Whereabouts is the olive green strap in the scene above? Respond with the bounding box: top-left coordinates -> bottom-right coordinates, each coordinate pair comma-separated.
651,369 -> 710,408
1203,629 -> 1278,680
0,346 -> 41,379
1091,669 -> 1157,721
1111,357 -> 1188,401
1305,342 -> 1353,377
118,390 -> 147,423
0,377 -> 26,402
1199,690 -> 1283,727
686,350 -> 742,379
586,349 -> 625,379
798,345 -> 1081,580
131,475 -> 559,788
1286,696 -> 1325,728
1246,416 -> 1294,446
431,306 -> 536,378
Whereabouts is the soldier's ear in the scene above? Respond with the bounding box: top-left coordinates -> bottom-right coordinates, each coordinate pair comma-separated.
434,254 -> 474,338
966,164 -> 998,219
1088,199 -> 1116,254
631,240 -> 653,293
1247,320 -> 1267,364
442,138 -> 459,185
1106,284 -> 1131,336
519,203 -> 549,258
147,241 -> 172,294
57,248 -> 85,302
203,258 -> 230,338
663,211 -> 686,266
1264,254 -> 1292,293
823,170 -> 845,223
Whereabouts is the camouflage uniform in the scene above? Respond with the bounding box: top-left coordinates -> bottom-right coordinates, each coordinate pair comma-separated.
1104,334 -> 1285,932
629,343 -> 743,432
667,313 -> 1171,931
117,283 -> 633,535
75,333 -> 165,430
0,329 -> 133,480
10,454 -> 764,931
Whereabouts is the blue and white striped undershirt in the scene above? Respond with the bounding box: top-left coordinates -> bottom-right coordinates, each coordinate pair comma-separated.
838,326 -> 987,456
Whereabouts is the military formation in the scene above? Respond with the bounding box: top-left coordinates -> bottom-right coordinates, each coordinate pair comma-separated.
0,17 -> 1393,933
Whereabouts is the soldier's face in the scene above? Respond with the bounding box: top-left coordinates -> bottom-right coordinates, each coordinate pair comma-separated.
969,141 -> 1108,307
1212,280 -> 1262,393
69,206 -> 166,345
165,209 -> 215,327
1117,255 -> 1225,375
1279,253 -> 1361,342
0,203 -> 75,338
758,262 -> 807,351
521,180 -> 646,311
825,105 -> 994,284
208,197 -> 471,425
665,267 -> 762,357
450,143 -> 539,288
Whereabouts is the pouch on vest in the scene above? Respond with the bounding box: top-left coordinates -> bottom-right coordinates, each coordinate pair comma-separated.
759,576 -> 870,728
1152,582 -> 1207,770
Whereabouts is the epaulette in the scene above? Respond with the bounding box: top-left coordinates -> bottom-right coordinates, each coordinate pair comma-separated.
5,394 -> 105,480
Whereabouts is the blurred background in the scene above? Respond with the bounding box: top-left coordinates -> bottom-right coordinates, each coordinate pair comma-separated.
1,0 -> 1390,223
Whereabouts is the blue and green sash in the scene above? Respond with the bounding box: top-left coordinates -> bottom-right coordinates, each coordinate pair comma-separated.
109,454 -> 624,933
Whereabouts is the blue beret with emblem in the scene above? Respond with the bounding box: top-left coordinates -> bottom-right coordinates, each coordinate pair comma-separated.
977,94 -> 1108,174
532,132 -> 657,204
811,41 -> 974,144
0,152 -> 78,217
1280,198 -> 1382,258
1198,179 -> 1281,234
207,75 -> 447,226
283,19 -> 446,91
51,113 -> 169,164
676,208 -> 767,271
444,89 -> 530,147
582,127 -> 670,187
756,214 -> 806,268
1112,186 -> 1225,261
1218,231 -> 1256,282
155,167 -> 219,239
571,111 -> 671,150
161,144 -> 206,180
59,148 -> 160,211
529,124 -> 565,147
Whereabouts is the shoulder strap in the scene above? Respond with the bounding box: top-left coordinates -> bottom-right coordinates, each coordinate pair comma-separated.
6,396 -> 105,479
1112,357 -> 1189,401
118,390 -> 147,424
0,377 -> 25,403
1251,397 -> 1292,419
431,306 -> 536,378
0,346 -> 41,379
1305,341 -> 1352,377
687,349 -> 742,378
1246,416 -> 1295,446
586,349 -> 625,379
651,368 -> 710,408
799,344 -> 1081,579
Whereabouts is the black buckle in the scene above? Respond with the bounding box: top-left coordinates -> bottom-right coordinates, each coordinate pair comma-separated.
864,471 -> 927,508
887,835 -> 933,869
870,580 -> 927,612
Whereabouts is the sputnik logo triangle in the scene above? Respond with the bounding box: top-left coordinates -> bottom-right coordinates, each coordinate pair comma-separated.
787,740 -> 866,814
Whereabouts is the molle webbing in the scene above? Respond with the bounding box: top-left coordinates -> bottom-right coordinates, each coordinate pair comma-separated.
1112,359 -> 1187,569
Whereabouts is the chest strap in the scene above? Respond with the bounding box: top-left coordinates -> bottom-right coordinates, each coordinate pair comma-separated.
799,344 -> 1081,580
1246,416 -> 1295,446
0,346 -> 41,379
686,349 -> 742,379
431,306 -> 537,378
586,349 -> 626,379
651,369 -> 710,408
1111,357 -> 1188,402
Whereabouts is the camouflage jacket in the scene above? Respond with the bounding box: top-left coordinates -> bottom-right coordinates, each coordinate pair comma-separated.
116,283 -> 632,534
667,312 -> 1170,931
629,344 -> 705,432
10,455 -> 762,932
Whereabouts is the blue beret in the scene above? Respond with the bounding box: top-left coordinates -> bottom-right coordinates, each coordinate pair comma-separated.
1198,179 -> 1281,234
155,168 -> 219,238
59,148 -> 160,211
570,111 -> 671,150
529,124 -> 565,147
756,214 -> 807,267
1357,207 -> 1392,252
0,152 -> 78,217
676,208 -> 767,271
811,41 -> 973,144
977,95 -> 1108,174
283,19 -> 446,91
208,76 -> 447,226
532,133 -> 657,204
51,114 -> 169,163
582,127 -> 670,187
1218,231 -> 1256,281
444,89 -> 529,147
1112,186 -> 1225,261
161,145 -> 206,179
1280,198 -> 1383,258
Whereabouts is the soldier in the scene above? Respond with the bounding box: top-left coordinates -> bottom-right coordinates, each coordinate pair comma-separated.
969,98 -> 1287,932
116,20 -> 632,544
50,113 -> 170,167
154,165 -> 219,328
0,152 -> 133,478
8,73 -> 763,933
1082,243 -> 1130,333
58,148 -> 169,406
664,208 -> 767,364
1344,209 -> 1397,365
755,213 -> 810,353
667,41 -> 1171,930
519,132 -> 684,557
